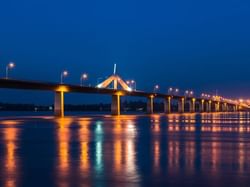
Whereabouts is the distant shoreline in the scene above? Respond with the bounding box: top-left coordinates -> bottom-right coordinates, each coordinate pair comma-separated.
0,101 -> 165,112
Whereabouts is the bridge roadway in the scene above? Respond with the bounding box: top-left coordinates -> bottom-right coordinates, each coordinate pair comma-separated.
0,78 -> 243,117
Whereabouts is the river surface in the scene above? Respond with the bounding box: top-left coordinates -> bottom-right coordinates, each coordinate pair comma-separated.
0,112 -> 250,187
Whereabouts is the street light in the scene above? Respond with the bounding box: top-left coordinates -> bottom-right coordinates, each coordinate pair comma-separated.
185,90 -> 194,97
126,80 -> 136,91
80,73 -> 88,86
168,87 -> 179,95
175,88 -> 179,95
131,80 -> 137,91
60,70 -> 68,84
6,62 -> 15,79
168,87 -> 173,94
154,85 -> 160,93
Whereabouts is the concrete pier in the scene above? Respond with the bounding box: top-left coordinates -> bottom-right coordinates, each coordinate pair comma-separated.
215,102 -> 220,112
199,99 -> 205,113
164,96 -> 171,113
54,91 -> 65,117
111,94 -> 121,115
178,98 -> 185,113
208,101 -> 212,112
223,103 -> 228,112
189,98 -> 196,113
147,96 -> 154,114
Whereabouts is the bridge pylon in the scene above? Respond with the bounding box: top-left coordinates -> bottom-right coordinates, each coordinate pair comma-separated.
96,64 -> 132,92
97,64 -> 132,115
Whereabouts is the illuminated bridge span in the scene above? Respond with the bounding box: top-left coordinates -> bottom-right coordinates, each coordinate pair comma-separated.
0,78 -> 247,117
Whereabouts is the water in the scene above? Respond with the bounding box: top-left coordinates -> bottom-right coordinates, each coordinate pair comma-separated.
0,112 -> 250,187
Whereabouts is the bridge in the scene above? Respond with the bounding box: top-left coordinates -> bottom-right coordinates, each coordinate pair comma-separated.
0,77 -> 247,117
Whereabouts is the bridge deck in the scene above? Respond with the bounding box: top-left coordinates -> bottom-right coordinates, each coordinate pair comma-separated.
0,78 -> 237,105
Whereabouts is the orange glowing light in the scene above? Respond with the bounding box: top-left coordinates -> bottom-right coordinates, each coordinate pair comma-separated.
56,118 -> 73,175
1,120 -> 21,126
79,119 -> 91,172
55,86 -> 69,92
114,140 -> 122,172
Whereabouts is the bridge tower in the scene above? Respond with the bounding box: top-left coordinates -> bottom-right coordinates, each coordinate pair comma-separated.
97,64 -> 132,115
97,64 -> 132,91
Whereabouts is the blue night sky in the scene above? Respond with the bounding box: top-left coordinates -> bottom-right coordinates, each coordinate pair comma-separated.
0,0 -> 250,104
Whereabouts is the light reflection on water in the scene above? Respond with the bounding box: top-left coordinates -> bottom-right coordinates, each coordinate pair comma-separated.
78,119 -> 91,174
2,123 -> 21,187
0,113 -> 250,186
55,118 -> 72,187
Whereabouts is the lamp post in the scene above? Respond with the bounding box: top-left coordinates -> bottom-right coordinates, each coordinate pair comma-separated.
175,88 -> 179,96
168,87 -> 173,94
154,85 -> 160,93
126,80 -> 131,87
6,62 -> 15,79
131,80 -> 137,91
60,70 -> 68,84
168,87 -> 180,95
168,87 -> 179,95
185,90 -> 194,97
80,73 -> 88,86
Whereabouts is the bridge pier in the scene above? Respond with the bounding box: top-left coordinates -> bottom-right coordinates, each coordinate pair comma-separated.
208,101 -> 212,112
222,103 -> 228,112
215,102 -> 220,112
234,105 -> 238,112
178,98 -> 185,113
222,103 -> 225,112
205,101 -> 209,112
147,96 -> 154,114
164,96 -> 171,114
189,98 -> 196,113
111,94 -> 121,115
199,99 -> 205,113
236,105 -> 239,112
54,91 -> 65,117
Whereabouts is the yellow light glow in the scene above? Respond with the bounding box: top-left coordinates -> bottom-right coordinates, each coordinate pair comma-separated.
55,86 -> 69,92
3,126 -> 20,187
1,120 -> 21,126
56,118 -> 73,177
